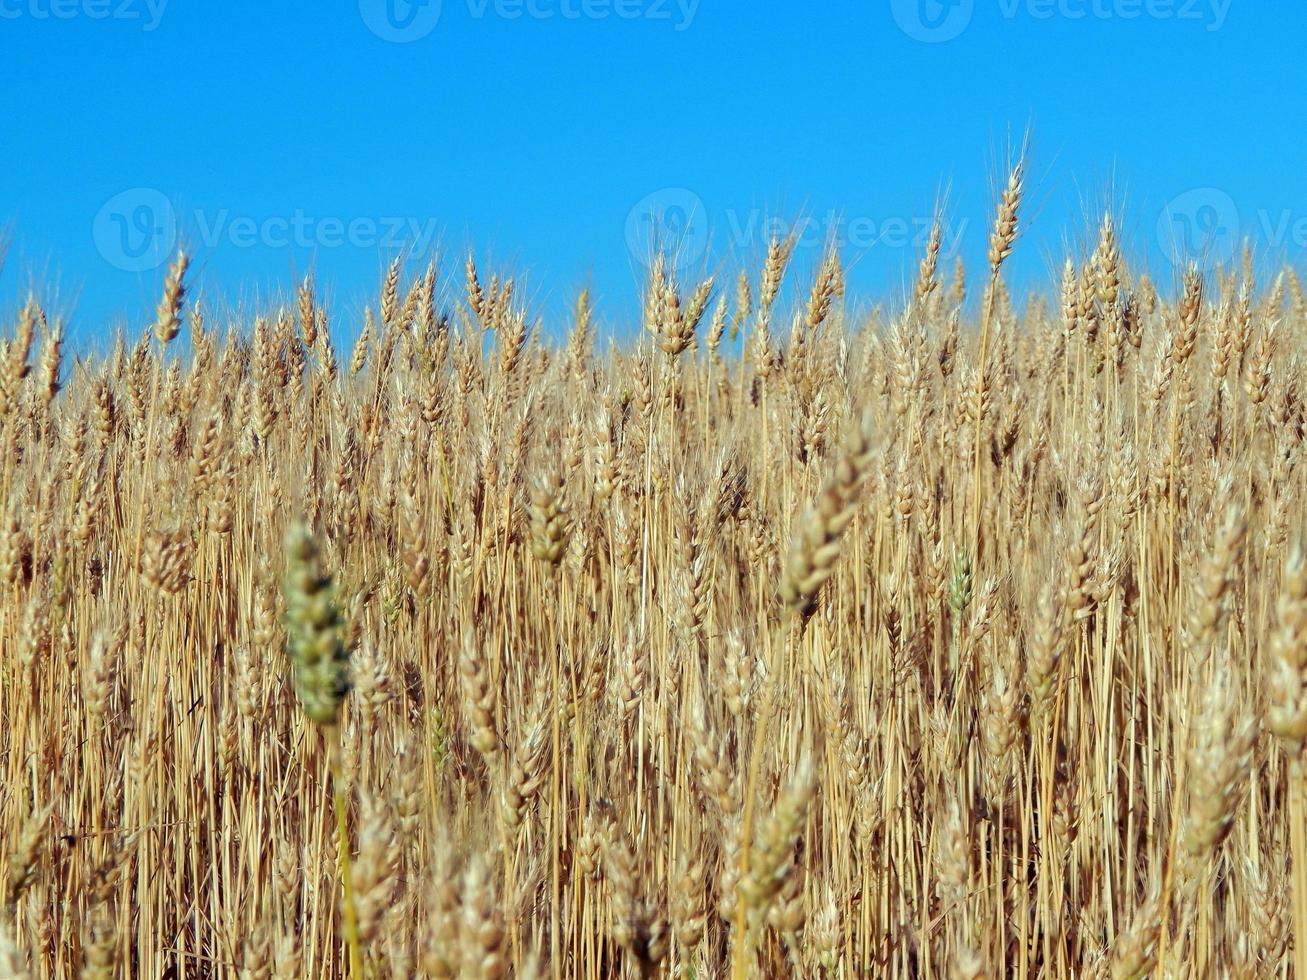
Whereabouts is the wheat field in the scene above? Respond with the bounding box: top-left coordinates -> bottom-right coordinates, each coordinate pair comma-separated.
1,168 -> 1306,978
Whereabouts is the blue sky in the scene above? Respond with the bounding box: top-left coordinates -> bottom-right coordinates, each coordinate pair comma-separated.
0,0 -> 1299,346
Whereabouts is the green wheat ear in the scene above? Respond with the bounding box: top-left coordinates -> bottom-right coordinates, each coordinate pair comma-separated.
285,521 -> 364,976
947,546 -> 974,617
284,522 -> 351,725
429,706 -> 451,775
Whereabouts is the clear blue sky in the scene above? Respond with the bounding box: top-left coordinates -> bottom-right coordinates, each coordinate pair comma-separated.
1,0 -> 1300,346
